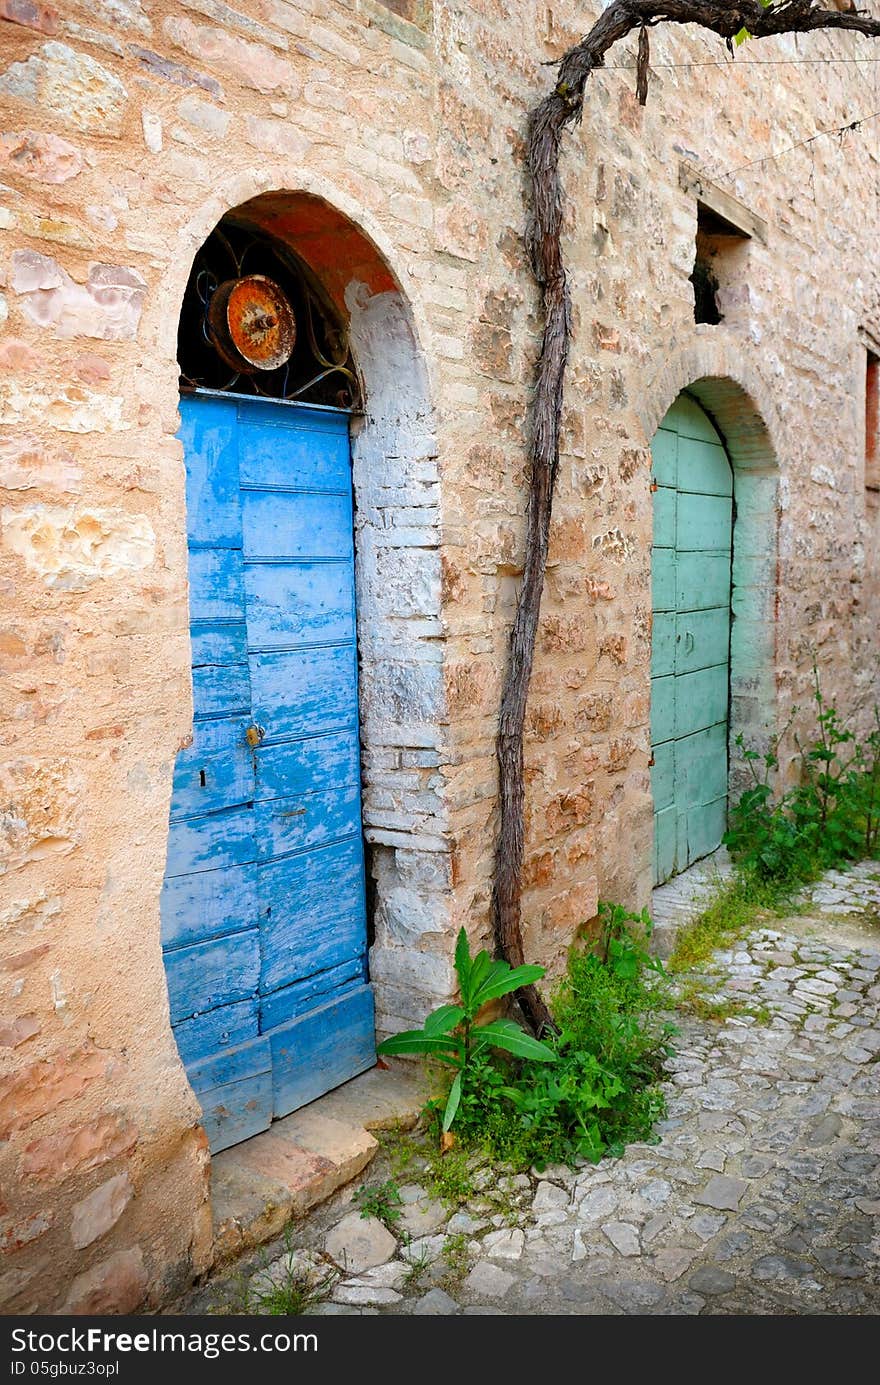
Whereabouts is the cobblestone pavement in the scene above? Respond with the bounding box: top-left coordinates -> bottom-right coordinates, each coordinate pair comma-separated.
190,863 -> 880,1317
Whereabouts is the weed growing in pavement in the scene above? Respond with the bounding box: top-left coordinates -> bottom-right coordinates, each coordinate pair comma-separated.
352,1177 -> 403,1228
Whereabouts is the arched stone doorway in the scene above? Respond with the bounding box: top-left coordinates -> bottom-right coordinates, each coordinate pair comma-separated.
158,189 -> 446,1155
644,370 -> 780,886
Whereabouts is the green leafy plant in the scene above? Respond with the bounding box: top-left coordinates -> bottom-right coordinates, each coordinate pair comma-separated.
600,899 -> 665,981
733,0 -> 777,46
440,1232 -> 471,1282
449,903 -> 674,1170
421,1143 -> 474,1206
353,1178 -> 403,1227
725,665 -> 880,887
856,711 -> 880,857
376,928 -> 556,1133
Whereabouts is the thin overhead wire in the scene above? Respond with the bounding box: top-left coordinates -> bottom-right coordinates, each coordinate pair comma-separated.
602,55 -> 880,69
713,109 -> 880,180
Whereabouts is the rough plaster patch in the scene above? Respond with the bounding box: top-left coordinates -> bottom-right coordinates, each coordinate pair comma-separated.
0,43 -> 128,137
0,383 -> 125,432
2,505 -> 155,589
592,528 -> 635,562
0,760 -> 79,872
70,1173 -> 133,1249
0,131 -> 83,184
0,890 -> 62,934
0,437 -> 82,494
11,251 -> 147,341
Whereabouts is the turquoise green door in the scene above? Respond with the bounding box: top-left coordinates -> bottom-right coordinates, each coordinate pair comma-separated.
651,394 -> 733,886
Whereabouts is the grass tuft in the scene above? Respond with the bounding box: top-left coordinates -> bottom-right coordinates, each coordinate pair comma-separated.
667,874 -> 779,974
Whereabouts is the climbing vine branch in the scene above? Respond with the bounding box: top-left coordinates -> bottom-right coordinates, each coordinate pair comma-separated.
494,2 -> 880,1033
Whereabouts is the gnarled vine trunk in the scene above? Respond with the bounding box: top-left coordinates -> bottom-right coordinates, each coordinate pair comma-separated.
494,1 -> 880,1032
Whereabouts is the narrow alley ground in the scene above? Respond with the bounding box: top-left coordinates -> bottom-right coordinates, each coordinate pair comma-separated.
183,863 -> 880,1317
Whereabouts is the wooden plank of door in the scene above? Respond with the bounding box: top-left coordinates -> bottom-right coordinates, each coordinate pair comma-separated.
651,739 -> 675,810
197,1071 -> 274,1154
172,996 -> 260,1069
651,612 -> 676,679
258,836 -> 368,995
249,646 -> 358,741
242,489 -> 353,559
192,659 -> 251,721
255,787 -> 361,861
653,805 -> 677,888
254,730 -> 360,802
674,722 -> 728,809
676,437 -> 732,496
675,492 -> 733,553
652,549 -> 676,613
674,552 -> 731,611
674,607 -> 730,676
260,957 -> 366,1032
244,560 -> 355,649
674,664 -> 729,739
187,548 -> 245,623
651,673 -> 676,745
161,860 -> 262,951
181,395 -> 242,548
269,984 -> 376,1117
683,795 -> 729,868
653,485 -> 676,547
164,929 -> 261,1026
650,426 -> 678,486
169,716 -> 253,821
236,400 -> 352,490
165,803 -> 258,877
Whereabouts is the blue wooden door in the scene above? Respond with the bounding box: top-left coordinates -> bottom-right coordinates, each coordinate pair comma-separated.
651,394 -> 733,886
161,395 -> 375,1153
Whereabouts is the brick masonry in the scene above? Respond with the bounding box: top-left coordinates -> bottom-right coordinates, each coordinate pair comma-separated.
0,0 -> 878,1311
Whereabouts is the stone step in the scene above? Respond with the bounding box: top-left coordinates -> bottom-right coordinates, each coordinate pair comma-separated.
651,848 -> 734,955
209,1060 -> 426,1266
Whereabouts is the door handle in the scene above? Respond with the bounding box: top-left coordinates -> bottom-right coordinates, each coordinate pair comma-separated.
245,722 -> 266,748
684,631 -> 694,653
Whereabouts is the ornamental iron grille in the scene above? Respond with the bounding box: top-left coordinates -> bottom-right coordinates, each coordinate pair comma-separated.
177,219 -> 362,410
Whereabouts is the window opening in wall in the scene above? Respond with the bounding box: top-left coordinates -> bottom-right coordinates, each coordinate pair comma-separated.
177,218 -> 362,409
866,344 -> 879,491
690,202 -> 750,326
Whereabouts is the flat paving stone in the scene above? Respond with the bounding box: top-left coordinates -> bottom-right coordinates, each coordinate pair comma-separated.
324,1212 -> 397,1275
601,1221 -> 641,1257
689,1266 -> 737,1295
463,1262 -> 516,1299
411,1288 -> 460,1315
693,1175 -> 749,1211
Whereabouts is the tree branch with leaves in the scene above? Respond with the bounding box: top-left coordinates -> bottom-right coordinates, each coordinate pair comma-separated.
494,2 -> 880,1033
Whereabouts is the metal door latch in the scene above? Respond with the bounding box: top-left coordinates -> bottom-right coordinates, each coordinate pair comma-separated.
245,722 -> 266,748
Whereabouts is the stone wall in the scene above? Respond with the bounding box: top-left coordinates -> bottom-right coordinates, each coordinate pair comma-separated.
0,0 -> 877,1311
